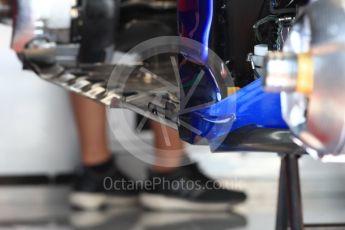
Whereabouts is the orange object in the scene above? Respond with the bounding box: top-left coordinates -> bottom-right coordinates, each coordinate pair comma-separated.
227,87 -> 241,95
297,53 -> 314,95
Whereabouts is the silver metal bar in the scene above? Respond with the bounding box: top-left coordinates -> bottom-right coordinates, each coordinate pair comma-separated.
25,52 -> 179,129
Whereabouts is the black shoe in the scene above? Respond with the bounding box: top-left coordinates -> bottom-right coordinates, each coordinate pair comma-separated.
140,163 -> 247,211
70,159 -> 139,210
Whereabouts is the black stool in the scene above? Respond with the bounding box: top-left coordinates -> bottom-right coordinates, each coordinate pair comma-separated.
215,127 -> 345,230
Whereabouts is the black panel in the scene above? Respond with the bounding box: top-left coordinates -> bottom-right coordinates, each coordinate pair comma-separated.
271,0 -> 309,14
78,0 -> 120,63
210,0 -> 270,87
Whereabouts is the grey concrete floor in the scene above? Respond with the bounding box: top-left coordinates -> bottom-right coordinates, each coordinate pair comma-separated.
0,156 -> 345,230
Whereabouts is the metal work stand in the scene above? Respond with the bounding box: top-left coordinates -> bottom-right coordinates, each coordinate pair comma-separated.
214,128 -> 306,229
275,153 -> 345,230
276,154 -> 304,230
216,128 -> 345,230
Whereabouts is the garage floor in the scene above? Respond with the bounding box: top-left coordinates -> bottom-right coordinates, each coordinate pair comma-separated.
0,156 -> 345,230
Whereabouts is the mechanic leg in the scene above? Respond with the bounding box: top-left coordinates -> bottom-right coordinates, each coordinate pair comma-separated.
70,93 -> 111,166
141,121 -> 247,211
150,121 -> 185,172
69,93 -> 139,210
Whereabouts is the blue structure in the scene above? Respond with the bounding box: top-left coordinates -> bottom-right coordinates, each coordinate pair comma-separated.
177,0 -> 287,147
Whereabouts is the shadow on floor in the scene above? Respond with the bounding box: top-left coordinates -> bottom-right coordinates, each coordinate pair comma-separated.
0,207 -> 247,230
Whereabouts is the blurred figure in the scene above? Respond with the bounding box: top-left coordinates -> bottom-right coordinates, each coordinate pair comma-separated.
69,94 -> 246,211
69,0 -> 246,211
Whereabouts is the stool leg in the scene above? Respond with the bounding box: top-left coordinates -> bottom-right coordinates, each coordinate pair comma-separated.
276,156 -> 289,230
285,154 -> 304,230
276,154 -> 304,230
